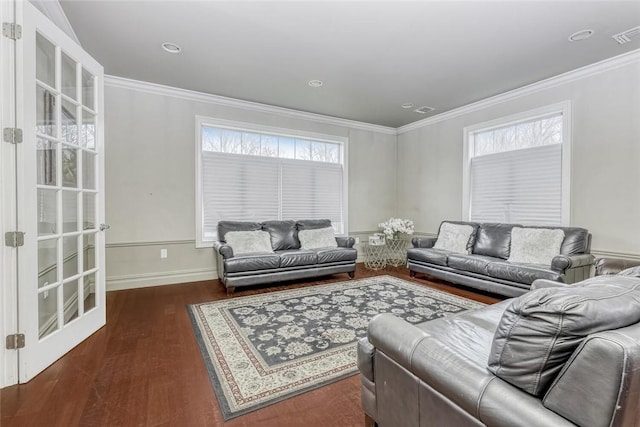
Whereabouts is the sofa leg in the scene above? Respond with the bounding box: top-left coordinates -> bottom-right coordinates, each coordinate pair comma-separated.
348,271 -> 355,279
226,286 -> 235,296
409,270 -> 416,278
364,414 -> 377,427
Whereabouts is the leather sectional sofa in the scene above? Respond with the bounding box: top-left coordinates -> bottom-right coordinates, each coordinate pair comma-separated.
213,219 -> 356,294
358,268 -> 640,427
407,221 -> 594,297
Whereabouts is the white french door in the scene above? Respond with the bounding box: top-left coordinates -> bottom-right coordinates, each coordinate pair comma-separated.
3,0 -> 105,383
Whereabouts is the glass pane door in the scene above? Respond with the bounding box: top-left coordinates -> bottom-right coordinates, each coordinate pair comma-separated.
17,2 -> 105,382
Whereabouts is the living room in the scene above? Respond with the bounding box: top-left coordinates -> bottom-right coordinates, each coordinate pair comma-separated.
1,1 -> 640,426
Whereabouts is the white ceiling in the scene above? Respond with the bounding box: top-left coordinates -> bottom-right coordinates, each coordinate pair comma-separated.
58,1 -> 640,128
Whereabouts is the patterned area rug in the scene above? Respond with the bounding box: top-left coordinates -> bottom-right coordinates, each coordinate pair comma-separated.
187,275 -> 484,420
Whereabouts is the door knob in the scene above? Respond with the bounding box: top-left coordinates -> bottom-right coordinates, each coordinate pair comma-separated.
99,224 -> 110,231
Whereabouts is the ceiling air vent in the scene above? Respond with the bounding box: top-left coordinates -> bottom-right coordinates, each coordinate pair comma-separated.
612,26 -> 640,44
414,106 -> 435,114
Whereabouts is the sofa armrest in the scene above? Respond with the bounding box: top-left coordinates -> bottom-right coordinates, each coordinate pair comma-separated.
595,257 -> 640,276
412,236 -> 436,248
551,253 -> 594,272
543,324 -> 640,427
531,279 -> 571,291
357,337 -> 375,382
336,236 -> 355,248
213,241 -> 234,259
367,313 -> 429,372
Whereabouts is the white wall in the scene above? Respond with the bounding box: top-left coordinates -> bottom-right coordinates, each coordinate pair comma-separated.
397,57 -> 640,259
103,81 -> 397,289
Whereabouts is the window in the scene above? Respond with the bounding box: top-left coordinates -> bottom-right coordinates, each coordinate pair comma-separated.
463,102 -> 571,226
196,117 -> 347,247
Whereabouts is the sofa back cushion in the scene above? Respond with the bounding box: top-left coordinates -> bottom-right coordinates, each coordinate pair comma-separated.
217,221 -> 262,242
488,276 -> 640,396
262,220 -> 300,251
472,223 -> 515,259
296,219 -> 332,231
433,221 -> 478,254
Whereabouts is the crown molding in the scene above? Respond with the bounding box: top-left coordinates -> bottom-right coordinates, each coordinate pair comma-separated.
106,48 -> 639,137
104,75 -> 398,135
397,49 -> 640,134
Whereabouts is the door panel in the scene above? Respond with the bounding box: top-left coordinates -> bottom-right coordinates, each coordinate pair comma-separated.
17,1 -> 105,382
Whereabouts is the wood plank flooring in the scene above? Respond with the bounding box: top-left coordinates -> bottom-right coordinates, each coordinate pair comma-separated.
0,265 -> 501,427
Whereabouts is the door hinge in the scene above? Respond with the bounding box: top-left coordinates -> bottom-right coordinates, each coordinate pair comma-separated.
3,128 -> 23,144
4,231 -> 25,247
2,23 -> 22,40
6,334 -> 25,350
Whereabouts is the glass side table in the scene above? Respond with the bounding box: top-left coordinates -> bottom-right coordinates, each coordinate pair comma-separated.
363,242 -> 387,270
385,238 -> 410,267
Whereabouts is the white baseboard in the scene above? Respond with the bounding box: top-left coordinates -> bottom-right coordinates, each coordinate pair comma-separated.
106,268 -> 217,291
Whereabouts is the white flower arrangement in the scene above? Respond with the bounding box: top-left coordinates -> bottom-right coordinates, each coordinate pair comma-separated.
378,217 -> 415,240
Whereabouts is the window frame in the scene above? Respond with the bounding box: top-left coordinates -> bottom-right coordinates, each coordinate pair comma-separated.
195,116 -> 349,248
462,101 -> 572,225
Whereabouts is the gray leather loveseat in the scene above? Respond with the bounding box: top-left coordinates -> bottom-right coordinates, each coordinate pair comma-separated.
358,269 -> 640,427
213,219 -> 356,294
408,221 -> 594,297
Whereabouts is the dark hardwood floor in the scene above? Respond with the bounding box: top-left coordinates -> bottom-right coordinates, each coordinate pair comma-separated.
0,265 -> 501,427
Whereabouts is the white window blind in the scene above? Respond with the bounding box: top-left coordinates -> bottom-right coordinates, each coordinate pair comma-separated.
467,108 -> 568,226
281,160 -> 344,233
470,144 -> 562,225
201,152 -> 280,241
197,121 -> 345,244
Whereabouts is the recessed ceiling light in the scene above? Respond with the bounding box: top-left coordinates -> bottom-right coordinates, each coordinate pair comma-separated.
401,103 -> 414,109
308,80 -> 323,87
568,29 -> 594,42
161,42 -> 182,53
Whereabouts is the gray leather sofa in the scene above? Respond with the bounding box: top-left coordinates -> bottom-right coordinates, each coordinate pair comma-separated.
213,219 -> 356,294
408,221 -> 594,297
358,271 -> 640,427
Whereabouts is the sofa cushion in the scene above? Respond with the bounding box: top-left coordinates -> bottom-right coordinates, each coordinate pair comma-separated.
488,277 -> 640,396
262,220 -> 300,251
487,261 -> 562,285
277,250 -> 318,268
507,227 -> 564,266
217,221 -> 262,242
315,247 -> 357,264
225,230 -> 273,255
224,253 -> 281,273
447,254 -> 501,275
296,219 -> 332,230
406,248 -> 450,267
472,223 -> 514,259
433,222 -> 475,254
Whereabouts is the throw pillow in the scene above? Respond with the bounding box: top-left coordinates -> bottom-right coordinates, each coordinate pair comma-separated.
298,227 -> 337,249
488,278 -> 640,396
224,230 -> 273,255
433,222 -> 475,254
507,228 -> 565,266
